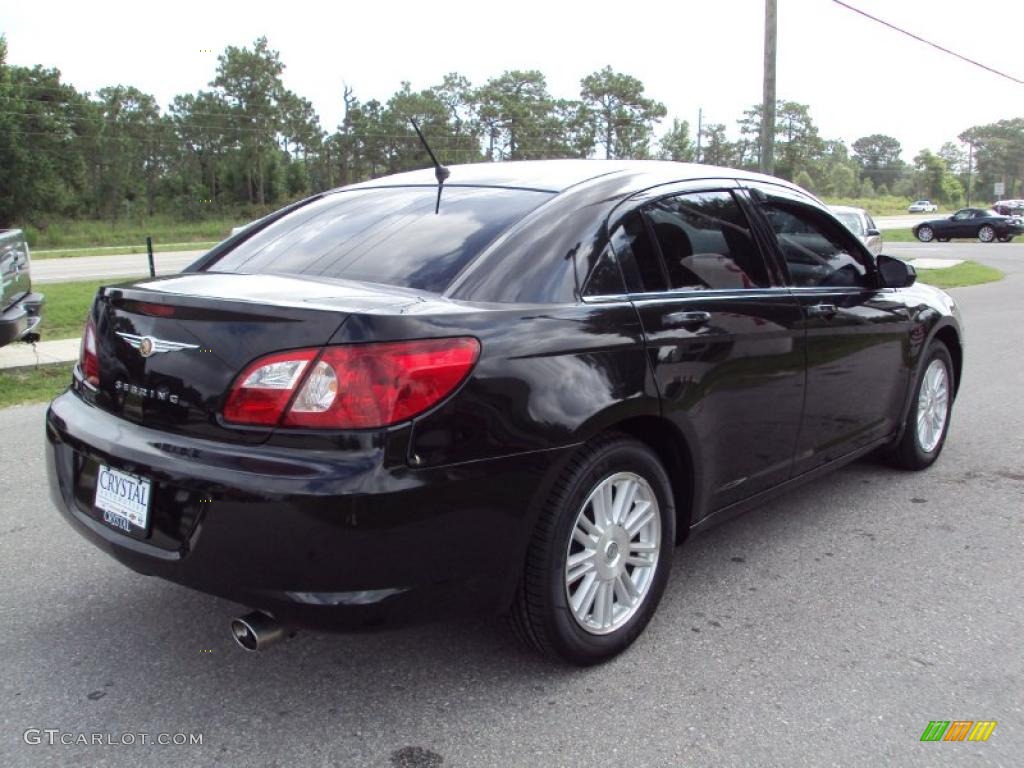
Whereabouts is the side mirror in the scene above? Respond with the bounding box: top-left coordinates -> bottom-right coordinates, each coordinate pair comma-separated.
865,228 -> 881,237
877,254 -> 916,288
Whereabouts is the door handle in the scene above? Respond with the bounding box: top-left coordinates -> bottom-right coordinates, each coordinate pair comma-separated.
806,303 -> 838,319
664,310 -> 712,328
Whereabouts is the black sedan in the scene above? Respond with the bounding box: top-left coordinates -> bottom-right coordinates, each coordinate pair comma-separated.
46,160 -> 963,665
913,207 -> 1024,243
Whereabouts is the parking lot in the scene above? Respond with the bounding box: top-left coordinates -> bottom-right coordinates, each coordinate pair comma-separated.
1,241 -> 1021,767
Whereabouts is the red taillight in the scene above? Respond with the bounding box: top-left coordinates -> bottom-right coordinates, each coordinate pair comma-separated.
223,349 -> 318,426
80,317 -> 100,386
223,338 -> 480,429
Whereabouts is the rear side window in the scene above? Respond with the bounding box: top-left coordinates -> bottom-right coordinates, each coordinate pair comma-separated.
610,211 -> 667,293
210,186 -> 553,293
645,191 -> 769,290
583,243 -> 626,297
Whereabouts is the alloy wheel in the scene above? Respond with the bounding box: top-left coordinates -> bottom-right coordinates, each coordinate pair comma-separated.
917,226 -> 934,242
916,359 -> 950,453
564,472 -> 661,635
978,225 -> 995,243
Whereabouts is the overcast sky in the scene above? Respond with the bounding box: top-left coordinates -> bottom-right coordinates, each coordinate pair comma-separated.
4,0 -> 1022,158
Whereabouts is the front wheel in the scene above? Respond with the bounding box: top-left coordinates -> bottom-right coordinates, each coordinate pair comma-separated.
510,435 -> 676,665
885,342 -> 954,470
916,225 -> 935,242
978,225 -> 996,243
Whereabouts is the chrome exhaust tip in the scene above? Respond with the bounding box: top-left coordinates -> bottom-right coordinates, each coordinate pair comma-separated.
230,611 -> 292,652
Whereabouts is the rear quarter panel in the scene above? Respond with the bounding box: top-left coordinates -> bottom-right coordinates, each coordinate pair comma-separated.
332,301 -> 656,467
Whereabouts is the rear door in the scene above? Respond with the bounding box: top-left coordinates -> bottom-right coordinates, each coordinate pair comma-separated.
609,183 -> 806,513
748,182 -> 911,474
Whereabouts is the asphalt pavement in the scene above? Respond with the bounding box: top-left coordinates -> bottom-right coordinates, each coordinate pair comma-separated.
873,214 -> 935,231
1,242 -> 1021,767
31,251 -> 204,284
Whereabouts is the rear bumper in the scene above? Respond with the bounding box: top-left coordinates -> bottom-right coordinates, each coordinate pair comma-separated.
46,390 -> 572,629
0,291 -> 44,346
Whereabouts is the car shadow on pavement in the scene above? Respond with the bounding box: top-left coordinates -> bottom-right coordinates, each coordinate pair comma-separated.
19,457 -> 910,733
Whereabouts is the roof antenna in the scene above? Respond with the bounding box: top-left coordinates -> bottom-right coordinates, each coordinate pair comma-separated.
410,118 -> 450,214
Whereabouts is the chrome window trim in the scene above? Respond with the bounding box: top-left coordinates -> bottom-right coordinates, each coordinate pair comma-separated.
582,286 -> 800,305
580,284 -> 878,306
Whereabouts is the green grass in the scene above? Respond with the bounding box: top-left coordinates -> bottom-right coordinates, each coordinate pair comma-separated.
21,213 -> 258,250
824,196 -> 942,217
33,241 -> 218,260
0,362 -> 74,408
916,260 -> 1003,289
38,279 -> 110,340
881,228 -> 916,242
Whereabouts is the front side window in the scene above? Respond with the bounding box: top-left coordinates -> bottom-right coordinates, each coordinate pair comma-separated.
761,202 -> 871,288
952,210 -> 973,221
645,191 -> 770,290
209,186 -> 553,294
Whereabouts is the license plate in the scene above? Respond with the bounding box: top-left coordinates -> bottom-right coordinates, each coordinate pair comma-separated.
94,465 -> 151,536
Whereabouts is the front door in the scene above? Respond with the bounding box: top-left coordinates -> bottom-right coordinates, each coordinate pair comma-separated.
609,187 -> 806,514
948,210 -> 975,238
750,183 -> 912,474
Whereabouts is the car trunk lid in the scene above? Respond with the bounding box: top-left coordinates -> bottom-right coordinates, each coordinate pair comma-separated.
86,272 -> 427,443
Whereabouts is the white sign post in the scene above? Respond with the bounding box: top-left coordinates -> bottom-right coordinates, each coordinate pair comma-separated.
994,182 -> 1005,197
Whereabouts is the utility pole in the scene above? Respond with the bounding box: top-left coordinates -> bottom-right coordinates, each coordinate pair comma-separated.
760,0 -> 777,175
966,140 -> 974,206
696,107 -> 703,163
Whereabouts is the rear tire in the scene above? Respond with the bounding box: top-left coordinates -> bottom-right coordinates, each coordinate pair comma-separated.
885,342 -> 954,470
978,225 -> 996,243
916,226 -> 935,242
998,235 -> 1013,243
509,434 -> 676,665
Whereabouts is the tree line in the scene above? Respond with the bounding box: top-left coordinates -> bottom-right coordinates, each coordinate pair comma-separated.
2,34 -> 1022,229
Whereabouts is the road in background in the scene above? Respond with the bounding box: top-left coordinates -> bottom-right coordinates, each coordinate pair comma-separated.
1,247 -> 1021,766
884,241 -> 1022,267
874,214 -> 935,231
29,237 -> 1022,285
31,251 -> 203,284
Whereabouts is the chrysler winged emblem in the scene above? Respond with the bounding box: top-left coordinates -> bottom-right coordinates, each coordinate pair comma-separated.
116,332 -> 199,358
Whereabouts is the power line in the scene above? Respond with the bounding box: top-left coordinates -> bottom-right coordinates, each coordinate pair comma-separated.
832,0 -> 1024,85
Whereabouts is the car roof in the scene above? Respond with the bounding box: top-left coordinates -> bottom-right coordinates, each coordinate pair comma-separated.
341,159 -> 803,195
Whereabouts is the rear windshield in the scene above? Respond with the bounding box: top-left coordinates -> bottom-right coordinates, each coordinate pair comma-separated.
835,211 -> 864,235
209,186 -> 553,293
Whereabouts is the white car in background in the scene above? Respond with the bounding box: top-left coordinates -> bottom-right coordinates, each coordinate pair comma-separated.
830,205 -> 883,256
908,200 -> 939,213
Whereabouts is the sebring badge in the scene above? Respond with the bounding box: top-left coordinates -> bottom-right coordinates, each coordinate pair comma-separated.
116,332 -> 199,358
